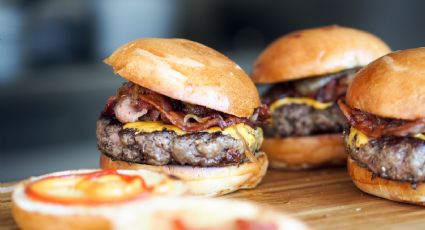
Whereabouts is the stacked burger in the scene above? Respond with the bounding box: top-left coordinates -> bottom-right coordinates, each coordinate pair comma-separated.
252,25 -> 391,169
97,38 -> 270,196
339,48 -> 425,205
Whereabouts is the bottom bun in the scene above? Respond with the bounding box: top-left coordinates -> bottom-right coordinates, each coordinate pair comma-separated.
100,152 -> 268,197
348,157 -> 425,205
261,134 -> 345,170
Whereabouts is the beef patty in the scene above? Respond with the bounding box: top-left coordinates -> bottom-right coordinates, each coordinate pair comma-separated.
346,133 -> 425,182
96,117 -> 261,167
264,104 -> 347,137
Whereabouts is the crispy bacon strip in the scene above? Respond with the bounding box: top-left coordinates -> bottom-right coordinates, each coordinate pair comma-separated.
107,82 -> 271,132
101,96 -> 117,117
139,94 -> 228,132
140,93 -> 271,132
262,68 -> 358,105
338,100 -> 425,138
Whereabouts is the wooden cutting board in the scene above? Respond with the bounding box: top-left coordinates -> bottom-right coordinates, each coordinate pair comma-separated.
2,168 -> 425,230
0,181 -> 19,230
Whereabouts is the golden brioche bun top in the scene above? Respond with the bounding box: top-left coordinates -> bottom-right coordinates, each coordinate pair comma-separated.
346,47 -> 425,120
105,38 -> 260,118
252,25 -> 391,83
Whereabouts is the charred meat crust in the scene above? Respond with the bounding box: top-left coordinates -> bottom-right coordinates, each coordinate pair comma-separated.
260,68 -> 356,138
346,134 -> 425,182
263,104 -> 346,137
96,117 -> 261,167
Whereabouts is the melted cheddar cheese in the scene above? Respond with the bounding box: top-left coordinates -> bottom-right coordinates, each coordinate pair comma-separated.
415,133 -> 425,140
123,121 -> 263,152
347,127 -> 369,148
269,97 -> 333,112
347,127 -> 425,148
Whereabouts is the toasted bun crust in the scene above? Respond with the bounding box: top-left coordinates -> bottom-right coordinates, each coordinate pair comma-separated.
261,134 -> 346,170
104,38 -> 260,118
348,157 -> 425,205
100,152 -> 268,197
346,48 -> 425,120
12,203 -> 111,230
12,169 -> 187,230
252,25 -> 391,83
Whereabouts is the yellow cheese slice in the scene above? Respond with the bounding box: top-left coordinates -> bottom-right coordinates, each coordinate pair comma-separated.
269,97 -> 333,112
414,133 -> 425,140
347,128 -> 425,148
347,127 -> 369,148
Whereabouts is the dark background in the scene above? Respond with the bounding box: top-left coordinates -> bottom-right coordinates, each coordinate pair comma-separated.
1,0 -> 424,181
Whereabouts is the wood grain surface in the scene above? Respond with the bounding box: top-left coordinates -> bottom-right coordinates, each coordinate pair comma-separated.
2,168 -> 425,230
0,181 -> 19,230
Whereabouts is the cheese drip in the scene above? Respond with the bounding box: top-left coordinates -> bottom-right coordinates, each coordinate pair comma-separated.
347,127 -> 425,148
269,97 -> 333,112
415,133 -> 425,140
347,127 -> 369,148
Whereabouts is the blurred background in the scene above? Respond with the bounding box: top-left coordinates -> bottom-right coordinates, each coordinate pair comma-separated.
1,0 -> 424,181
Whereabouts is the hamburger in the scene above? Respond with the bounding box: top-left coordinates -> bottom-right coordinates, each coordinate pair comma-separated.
97,38 -> 270,196
339,48 -> 425,205
251,25 -> 391,169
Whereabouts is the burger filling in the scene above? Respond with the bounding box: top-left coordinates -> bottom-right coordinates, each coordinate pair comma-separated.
96,82 -> 270,167
262,68 -> 359,137
264,104 -> 346,137
339,100 -> 425,183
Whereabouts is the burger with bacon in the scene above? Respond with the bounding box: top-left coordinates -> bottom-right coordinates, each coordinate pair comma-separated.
97,38 -> 270,196
339,48 -> 425,205
252,25 -> 390,169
